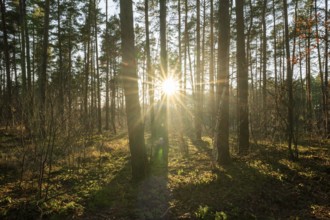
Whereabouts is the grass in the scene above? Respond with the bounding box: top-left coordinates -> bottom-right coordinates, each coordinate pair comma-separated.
0,129 -> 329,219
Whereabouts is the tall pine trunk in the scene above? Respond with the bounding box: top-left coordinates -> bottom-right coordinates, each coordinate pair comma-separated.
39,0 -> 50,136
0,0 -> 12,123
105,0 -> 110,131
119,0 -> 147,181
195,0 -> 202,140
145,0 -> 154,141
94,0 -> 102,133
236,0 -> 249,155
283,0 -> 295,159
325,0 -> 329,135
215,0 -> 231,165
209,0 -> 215,127
262,0 -> 267,134
159,0 -> 169,165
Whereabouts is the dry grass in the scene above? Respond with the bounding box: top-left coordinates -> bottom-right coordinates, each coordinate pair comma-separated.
0,129 -> 329,219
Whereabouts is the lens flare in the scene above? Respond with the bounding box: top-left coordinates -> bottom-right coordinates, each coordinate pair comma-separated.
161,78 -> 179,96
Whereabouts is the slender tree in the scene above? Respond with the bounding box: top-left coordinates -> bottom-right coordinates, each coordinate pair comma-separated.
105,0 -> 110,130
84,0 -> 92,127
262,0 -> 268,132
184,0 -> 188,97
159,0 -> 169,164
39,0 -> 51,136
177,0 -> 187,154
236,0 -> 249,154
314,0 -> 326,136
195,0 -> 202,140
145,0 -> 155,141
209,0 -> 215,124
94,0 -> 102,133
283,0 -> 295,159
325,0 -> 329,134
57,0 -> 64,122
272,0 -> 278,94
19,0 -> 26,94
215,0 -> 231,165
0,0 -> 12,122
305,2 -> 313,129
119,0 -> 147,181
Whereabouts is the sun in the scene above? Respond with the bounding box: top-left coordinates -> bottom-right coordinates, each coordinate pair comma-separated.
161,78 -> 179,96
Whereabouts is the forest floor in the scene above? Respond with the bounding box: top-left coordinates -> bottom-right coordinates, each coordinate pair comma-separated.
0,129 -> 329,219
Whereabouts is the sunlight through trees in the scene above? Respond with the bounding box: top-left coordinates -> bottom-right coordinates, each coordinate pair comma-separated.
0,0 -> 329,218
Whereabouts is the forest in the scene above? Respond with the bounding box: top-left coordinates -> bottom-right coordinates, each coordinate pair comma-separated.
0,0 -> 329,219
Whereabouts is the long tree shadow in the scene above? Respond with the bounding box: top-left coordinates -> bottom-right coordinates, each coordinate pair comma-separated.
253,143 -> 330,218
79,150 -> 169,220
168,141 -> 330,219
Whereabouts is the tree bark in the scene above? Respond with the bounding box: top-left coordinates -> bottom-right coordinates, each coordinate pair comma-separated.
39,0 -> 51,136
19,0 -> 26,94
57,0 -> 64,122
105,0 -> 110,131
262,0 -> 267,133
184,0 -> 188,97
315,0 -> 326,136
236,0 -> 249,155
283,0 -> 295,159
0,0 -> 12,122
209,0 -> 215,127
195,0 -> 202,140
215,0 -> 231,165
94,0 -> 102,133
272,0 -> 278,94
159,0 -> 169,165
145,0 -> 155,141
325,0 -> 329,135
119,0 -> 147,181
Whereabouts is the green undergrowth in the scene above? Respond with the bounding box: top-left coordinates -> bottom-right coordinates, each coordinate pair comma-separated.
0,130 -> 329,219
0,130 -> 131,219
166,137 -> 329,219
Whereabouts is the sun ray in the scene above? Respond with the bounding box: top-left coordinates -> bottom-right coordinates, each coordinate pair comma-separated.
161,78 -> 179,96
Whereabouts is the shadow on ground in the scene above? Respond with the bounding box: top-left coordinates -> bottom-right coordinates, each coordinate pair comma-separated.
3,131 -> 328,219
80,148 -> 170,220
167,140 -> 329,219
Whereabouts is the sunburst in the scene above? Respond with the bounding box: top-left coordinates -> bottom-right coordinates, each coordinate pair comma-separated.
161,78 -> 179,96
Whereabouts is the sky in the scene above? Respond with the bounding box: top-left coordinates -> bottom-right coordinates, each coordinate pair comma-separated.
99,0 -> 118,17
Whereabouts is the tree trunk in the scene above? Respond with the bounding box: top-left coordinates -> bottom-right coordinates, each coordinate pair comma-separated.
145,0 -> 155,141
159,0 -> 169,165
67,11 -> 73,136
84,0 -> 92,128
262,0 -> 267,134
177,0 -> 187,155
195,0 -> 202,140
0,0 -> 12,123
215,0 -> 231,165
315,0 -> 326,136
119,0 -> 147,181
110,76 -> 116,134
272,0 -> 278,95
209,0 -> 215,127
184,0 -> 188,97
283,0 -> 295,159
24,0 -> 32,94
306,4 -> 312,131
236,0 -> 249,155
94,0 -> 102,133
105,0 -> 110,131
39,0 -> 51,136
19,0 -> 26,94
325,0 -> 329,135
57,0 -> 64,122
